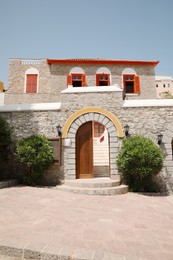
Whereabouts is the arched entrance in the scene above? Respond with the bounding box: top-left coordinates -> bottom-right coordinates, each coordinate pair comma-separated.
76,121 -> 110,179
62,107 -> 124,180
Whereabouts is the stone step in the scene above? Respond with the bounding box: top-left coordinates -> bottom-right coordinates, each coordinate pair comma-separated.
63,178 -> 120,188
57,184 -> 128,195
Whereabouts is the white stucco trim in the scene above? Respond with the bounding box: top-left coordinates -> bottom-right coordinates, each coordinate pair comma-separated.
0,102 -> 61,112
0,93 -> 4,105
123,99 -> 173,107
61,85 -> 122,94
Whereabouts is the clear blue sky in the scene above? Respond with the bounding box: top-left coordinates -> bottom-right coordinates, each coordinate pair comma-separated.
0,0 -> 173,88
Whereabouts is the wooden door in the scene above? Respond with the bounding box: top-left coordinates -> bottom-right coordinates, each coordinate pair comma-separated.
76,122 -> 93,179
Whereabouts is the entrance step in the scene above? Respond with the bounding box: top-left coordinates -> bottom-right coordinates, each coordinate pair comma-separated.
56,178 -> 128,195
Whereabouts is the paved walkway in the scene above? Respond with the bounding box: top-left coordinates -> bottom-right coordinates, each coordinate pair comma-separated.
0,186 -> 173,259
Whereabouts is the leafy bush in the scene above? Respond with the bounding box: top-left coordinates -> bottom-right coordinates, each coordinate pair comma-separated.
0,116 -> 14,180
116,135 -> 164,192
16,134 -> 54,185
0,116 -> 12,156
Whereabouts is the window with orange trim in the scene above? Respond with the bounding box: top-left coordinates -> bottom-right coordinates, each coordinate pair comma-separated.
93,122 -> 105,137
48,138 -> 61,167
96,74 -> 110,86
26,74 -> 37,93
67,74 -> 86,87
123,75 -> 140,94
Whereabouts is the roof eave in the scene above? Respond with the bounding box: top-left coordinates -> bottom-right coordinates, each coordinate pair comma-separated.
47,59 -> 159,67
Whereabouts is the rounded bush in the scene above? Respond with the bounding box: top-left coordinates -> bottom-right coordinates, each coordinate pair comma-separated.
16,134 -> 54,185
116,135 -> 164,192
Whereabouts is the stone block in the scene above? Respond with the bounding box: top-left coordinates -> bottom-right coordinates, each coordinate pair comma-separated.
93,113 -> 100,122
68,158 -> 75,164
67,132 -> 75,138
89,112 -> 95,121
98,114 -> 105,123
106,121 -> 114,129
109,142 -> 119,148
67,164 -> 75,170
165,155 -> 173,161
108,125 -> 116,133
79,115 -> 85,123
71,122 -> 78,130
102,117 -> 109,126
165,161 -> 173,167
84,113 -> 90,122
109,131 -> 117,137
74,118 -> 81,126
68,127 -> 76,134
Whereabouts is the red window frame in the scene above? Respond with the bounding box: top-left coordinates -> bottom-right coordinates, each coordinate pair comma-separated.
123,74 -> 140,94
26,74 -> 38,93
67,74 -> 86,87
93,122 -> 105,137
96,74 -> 110,86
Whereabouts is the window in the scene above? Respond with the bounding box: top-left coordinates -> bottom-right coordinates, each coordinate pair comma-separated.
67,74 -> 86,87
156,84 -> 158,88
163,84 -> 166,88
168,83 -> 170,88
123,74 -> 140,94
26,74 -> 38,93
93,122 -> 105,137
96,74 -> 110,86
49,138 -> 61,167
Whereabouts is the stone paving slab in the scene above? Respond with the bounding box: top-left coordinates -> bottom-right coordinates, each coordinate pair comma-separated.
0,186 -> 173,259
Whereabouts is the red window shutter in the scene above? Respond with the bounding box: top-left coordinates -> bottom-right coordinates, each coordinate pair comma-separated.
108,74 -> 110,86
26,74 -> 37,93
82,74 -> 86,87
134,76 -> 140,94
67,75 -> 72,86
96,74 -> 100,86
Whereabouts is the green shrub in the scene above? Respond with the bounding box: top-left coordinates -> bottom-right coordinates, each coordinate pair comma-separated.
116,135 -> 164,192
16,134 -> 54,185
0,116 -> 12,156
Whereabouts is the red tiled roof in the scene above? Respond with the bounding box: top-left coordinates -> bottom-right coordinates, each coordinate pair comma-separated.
47,58 -> 159,67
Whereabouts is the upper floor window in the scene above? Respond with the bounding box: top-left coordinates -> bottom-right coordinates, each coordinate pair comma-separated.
123,74 -> 140,94
67,67 -> 86,87
26,74 -> 37,93
122,68 -> 140,95
163,84 -> 166,88
96,74 -> 110,86
96,67 -> 111,86
25,68 -> 39,93
156,84 -> 158,87
67,74 -> 86,87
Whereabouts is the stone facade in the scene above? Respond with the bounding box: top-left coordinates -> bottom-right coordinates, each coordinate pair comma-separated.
5,58 -> 157,104
2,58 -> 173,193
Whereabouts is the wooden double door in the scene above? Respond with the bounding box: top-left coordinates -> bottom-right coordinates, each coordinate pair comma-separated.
76,122 -> 93,179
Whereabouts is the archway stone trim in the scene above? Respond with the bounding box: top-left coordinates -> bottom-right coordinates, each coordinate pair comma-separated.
63,108 -> 123,180
62,107 -> 124,138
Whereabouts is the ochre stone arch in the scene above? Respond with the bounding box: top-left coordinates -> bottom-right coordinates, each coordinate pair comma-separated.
62,107 -> 124,138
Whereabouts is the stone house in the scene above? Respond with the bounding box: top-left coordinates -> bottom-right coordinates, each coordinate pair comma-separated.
155,76 -> 173,98
1,58 -> 173,193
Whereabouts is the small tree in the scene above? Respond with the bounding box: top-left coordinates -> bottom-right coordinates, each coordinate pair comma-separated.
116,135 -> 164,192
16,134 -> 54,185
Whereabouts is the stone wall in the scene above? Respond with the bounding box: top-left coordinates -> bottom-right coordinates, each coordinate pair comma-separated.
4,59 -> 157,104
1,94 -> 173,192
